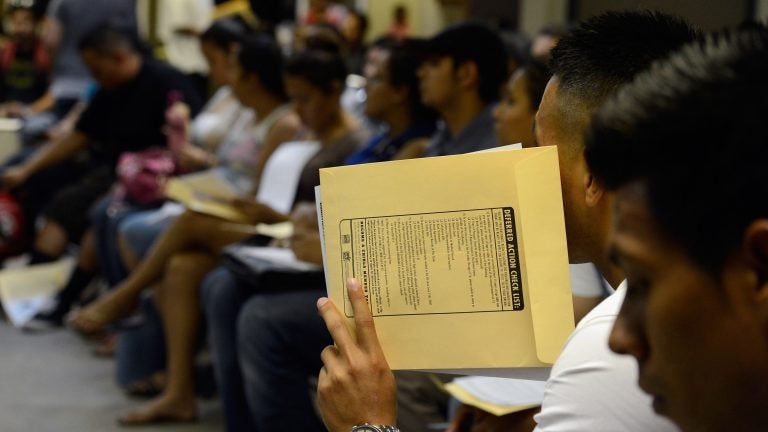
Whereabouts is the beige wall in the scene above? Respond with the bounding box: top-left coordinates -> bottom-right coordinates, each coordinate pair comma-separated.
519,0 -> 568,36
364,0 -> 447,40
758,0 -> 768,22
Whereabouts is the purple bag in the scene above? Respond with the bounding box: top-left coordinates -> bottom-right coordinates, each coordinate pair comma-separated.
116,148 -> 176,205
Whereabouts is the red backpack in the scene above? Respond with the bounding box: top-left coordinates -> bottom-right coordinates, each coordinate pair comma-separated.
0,191 -> 26,258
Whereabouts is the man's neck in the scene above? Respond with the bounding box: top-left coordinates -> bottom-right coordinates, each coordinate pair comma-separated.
123,55 -> 143,82
439,94 -> 487,137
594,258 -> 625,289
383,105 -> 412,138
249,93 -> 285,121
315,110 -> 353,145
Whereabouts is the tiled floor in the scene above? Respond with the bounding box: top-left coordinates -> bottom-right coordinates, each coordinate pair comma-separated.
0,319 -> 223,432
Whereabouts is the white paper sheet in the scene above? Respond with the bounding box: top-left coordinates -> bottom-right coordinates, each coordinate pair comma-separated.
0,257 -> 75,326
235,246 -> 321,272
256,140 -> 321,214
451,376 -> 547,406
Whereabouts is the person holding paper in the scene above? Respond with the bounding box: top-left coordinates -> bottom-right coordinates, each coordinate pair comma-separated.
420,22 -> 507,156
586,28 -> 768,432
317,11 -> 698,432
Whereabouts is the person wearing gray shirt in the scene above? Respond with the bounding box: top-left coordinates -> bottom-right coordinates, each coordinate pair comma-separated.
418,22 -> 507,156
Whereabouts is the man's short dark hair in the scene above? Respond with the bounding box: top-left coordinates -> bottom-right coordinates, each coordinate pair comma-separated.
425,22 -> 507,104
549,11 -> 699,142
78,23 -> 140,56
586,29 -> 768,274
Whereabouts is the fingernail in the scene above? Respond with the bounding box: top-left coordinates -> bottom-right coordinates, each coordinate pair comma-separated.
347,278 -> 359,291
317,297 -> 329,308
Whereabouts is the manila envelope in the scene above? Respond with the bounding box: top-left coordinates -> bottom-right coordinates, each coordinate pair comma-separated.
319,146 -> 574,378
165,169 -> 249,223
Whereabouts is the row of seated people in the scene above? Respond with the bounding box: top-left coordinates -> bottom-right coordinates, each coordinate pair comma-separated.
1,10 -> 608,430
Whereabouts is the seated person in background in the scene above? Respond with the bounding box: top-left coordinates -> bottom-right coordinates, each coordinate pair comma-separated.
0,1 -> 51,118
69,44 -> 366,426
340,9 -> 368,75
492,59 -> 549,149
168,17 -> 251,174
200,38 -> 436,432
421,22 -> 507,156
19,0 -> 136,145
2,24 -> 201,265
24,18 -> 251,330
315,11 -> 698,432
588,28 -> 768,432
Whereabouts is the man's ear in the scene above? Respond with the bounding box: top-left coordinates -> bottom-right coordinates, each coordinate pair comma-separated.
742,220 -> 768,302
584,172 -> 605,207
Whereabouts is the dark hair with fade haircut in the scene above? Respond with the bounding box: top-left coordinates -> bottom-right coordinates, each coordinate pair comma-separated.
284,47 -> 347,94
386,38 -> 437,124
586,29 -> 768,275
549,11 -> 699,143
425,21 -> 508,104
238,34 -> 288,100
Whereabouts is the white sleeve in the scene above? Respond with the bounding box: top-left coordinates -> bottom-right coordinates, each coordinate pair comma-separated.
533,294 -> 679,432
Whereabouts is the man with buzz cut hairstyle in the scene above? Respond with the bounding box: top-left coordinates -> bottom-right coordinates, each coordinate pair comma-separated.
585,28 -> 768,432
315,11 -> 700,432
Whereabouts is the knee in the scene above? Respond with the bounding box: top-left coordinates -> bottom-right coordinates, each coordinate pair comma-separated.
200,268 -> 246,318
165,253 -> 201,276
237,297 -> 276,348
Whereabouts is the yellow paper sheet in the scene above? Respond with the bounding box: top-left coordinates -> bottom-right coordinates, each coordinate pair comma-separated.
220,221 -> 295,240
443,375 -> 546,416
165,171 -> 249,223
444,382 -> 540,417
319,146 -> 574,374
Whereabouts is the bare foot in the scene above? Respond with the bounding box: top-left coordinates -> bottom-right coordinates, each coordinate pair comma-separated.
124,372 -> 168,398
118,393 -> 197,427
68,288 -> 140,337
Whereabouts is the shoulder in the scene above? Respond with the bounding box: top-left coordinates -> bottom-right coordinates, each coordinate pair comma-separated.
534,284 -> 677,431
393,137 -> 430,160
266,110 -> 302,143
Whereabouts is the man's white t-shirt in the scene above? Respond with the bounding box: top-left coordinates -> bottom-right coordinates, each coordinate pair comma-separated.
533,282 -> 679,431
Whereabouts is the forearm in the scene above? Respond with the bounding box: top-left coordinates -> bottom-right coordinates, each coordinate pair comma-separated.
28,91 -> 54,114
256,206 -> 290,225
23,130 -> 87,174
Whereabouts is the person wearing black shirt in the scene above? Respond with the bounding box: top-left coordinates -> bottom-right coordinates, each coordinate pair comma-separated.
2,24 -> 201,265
